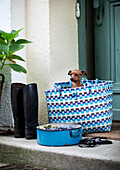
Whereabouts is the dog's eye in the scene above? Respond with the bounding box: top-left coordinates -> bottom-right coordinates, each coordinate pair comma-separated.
75,74 -> 78,76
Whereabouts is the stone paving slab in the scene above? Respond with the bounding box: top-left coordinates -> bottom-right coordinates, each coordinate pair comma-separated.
0,136 -> 120,170
0,163 -> 57,170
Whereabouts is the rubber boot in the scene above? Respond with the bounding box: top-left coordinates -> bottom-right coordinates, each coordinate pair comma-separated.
23,83 -> 38,139
11,83 -> 25,138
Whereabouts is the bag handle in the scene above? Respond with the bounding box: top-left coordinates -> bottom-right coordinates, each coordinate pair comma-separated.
54,78 -> 100,97
54,84 -> 62,98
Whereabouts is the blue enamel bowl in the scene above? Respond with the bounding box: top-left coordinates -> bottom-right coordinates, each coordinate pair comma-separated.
36,123 -> 82,146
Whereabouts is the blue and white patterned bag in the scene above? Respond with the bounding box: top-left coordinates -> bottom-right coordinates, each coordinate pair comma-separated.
45,79 -> 113,133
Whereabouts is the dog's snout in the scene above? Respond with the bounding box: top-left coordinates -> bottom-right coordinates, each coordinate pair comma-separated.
70,78 -> 74,82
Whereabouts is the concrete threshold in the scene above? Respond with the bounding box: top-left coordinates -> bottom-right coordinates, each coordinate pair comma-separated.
0,135 -> 120,170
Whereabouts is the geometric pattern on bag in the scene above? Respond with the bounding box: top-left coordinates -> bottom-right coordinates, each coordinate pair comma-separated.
45,79 -> 113,133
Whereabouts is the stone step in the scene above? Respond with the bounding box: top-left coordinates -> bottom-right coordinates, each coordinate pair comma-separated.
0,136 -> 120,170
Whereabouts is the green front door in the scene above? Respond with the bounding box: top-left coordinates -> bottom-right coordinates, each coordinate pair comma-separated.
78,0 -> 120,121
94,0 -> 120,121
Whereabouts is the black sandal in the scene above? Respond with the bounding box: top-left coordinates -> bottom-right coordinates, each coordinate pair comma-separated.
78,137 -> 112,148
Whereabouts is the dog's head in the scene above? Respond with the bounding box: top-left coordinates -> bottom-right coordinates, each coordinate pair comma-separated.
68,69 -> 87,82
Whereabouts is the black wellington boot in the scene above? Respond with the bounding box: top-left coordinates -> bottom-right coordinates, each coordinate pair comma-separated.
23,83 -> 38,139
11,83 -> 25,138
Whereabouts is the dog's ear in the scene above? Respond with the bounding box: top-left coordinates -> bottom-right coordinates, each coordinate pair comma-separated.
68,70 -> 72,75
80,70 -> 87,76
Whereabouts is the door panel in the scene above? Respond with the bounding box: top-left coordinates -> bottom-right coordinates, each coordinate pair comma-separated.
94,0 -> 110,80
110,1 -> 120,120
94,0 -> 120,121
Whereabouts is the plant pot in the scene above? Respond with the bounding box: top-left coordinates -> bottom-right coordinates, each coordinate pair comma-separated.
0,74 -> 5,103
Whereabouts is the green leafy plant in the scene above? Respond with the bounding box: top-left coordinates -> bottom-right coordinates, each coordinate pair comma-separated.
0,28 -> 32,74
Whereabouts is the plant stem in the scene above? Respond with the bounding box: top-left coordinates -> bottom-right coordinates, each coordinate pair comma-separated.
0,56 -> 7,70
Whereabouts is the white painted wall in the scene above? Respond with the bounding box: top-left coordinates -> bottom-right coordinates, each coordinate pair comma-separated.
0,0 -> 26,126
26,0 -> 50,124
0,0 -> 11,32
26,0 -> 78,124
11,0 -> 26,83
0,0 -> 78,126
0,0 -> 26,83
49,0 -> 78,84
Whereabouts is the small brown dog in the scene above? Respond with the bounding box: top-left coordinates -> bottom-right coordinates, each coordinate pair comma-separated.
68,69 -> 87,88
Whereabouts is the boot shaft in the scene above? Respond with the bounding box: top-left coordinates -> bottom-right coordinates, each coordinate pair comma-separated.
23,83 -> 38,139
11,83 -> 25,138
11,83 -> 25,115
11,83 -> 39,139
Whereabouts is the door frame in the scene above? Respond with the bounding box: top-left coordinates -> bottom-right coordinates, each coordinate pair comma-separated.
78,0 -> 86,71
78,0 -> 95,79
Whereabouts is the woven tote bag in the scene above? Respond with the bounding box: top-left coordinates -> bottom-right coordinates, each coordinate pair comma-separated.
45,79 -> 113,133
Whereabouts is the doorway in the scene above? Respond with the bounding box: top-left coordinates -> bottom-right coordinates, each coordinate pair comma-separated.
78,0 -> 120,121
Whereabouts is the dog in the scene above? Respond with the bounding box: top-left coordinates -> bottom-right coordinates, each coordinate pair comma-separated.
68,69 -> 87,88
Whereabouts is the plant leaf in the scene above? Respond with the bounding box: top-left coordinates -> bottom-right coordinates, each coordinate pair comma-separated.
9,63 -> 27,74
0,38 -> 7,44
0,33 -> 12,42
0,42 -> 9,54
0,28 -> 23,44
7,54 -> 25,62
7,51 -> 14,55
0,30 -> 7,34
0,54 -> 6,59
11,30 -> 19,38
16,39 -> 32,44
8,28 -> 23,44
9,43 -> 25,52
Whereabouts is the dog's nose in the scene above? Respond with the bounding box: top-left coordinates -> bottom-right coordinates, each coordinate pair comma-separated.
70,78 -> 74,82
